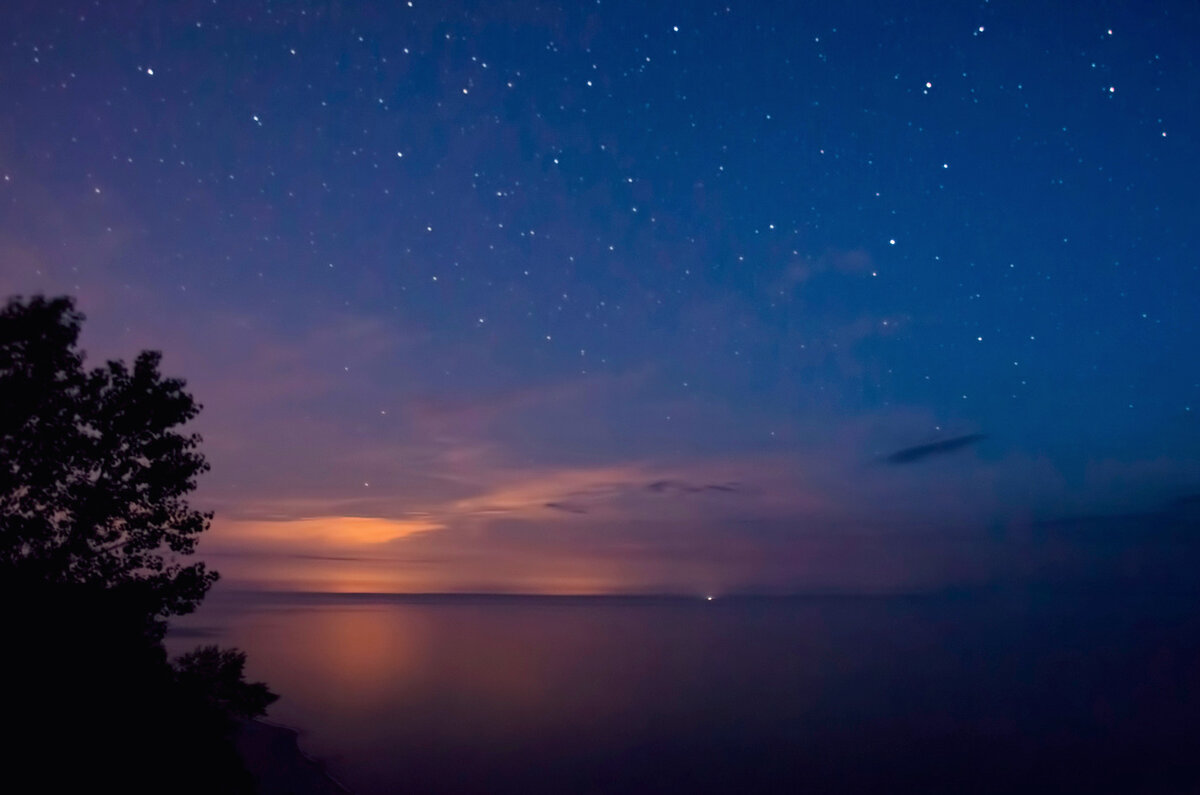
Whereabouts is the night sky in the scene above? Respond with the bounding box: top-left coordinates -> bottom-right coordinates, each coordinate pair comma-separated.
3,0 -> 1198,593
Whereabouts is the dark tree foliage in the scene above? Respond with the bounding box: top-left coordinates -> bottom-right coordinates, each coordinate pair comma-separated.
0,295 -> 217,620
3,581 -> 256,794
0,295 -> 278,794
176,645 -> 281,719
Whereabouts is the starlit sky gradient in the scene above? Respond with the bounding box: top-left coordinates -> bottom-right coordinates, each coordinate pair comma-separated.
3,1 -> 1199,594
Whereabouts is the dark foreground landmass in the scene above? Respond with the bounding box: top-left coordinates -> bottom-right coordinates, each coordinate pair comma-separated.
0,579 -> 353,794
235,719 -> 352,795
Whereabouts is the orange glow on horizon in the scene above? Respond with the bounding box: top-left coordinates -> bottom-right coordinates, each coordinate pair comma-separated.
212,515 -> 443,546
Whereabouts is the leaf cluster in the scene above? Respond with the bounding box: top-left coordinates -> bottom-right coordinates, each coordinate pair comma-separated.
0,295 -> 216,618
174,645 -> 280,720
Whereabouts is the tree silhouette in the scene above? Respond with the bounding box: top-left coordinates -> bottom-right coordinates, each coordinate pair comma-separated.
0,295 -> 217,621
175,645 -> 281,719
0,294 -> 275,794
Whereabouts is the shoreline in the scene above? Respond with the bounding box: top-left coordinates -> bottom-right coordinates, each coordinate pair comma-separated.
234,718 -> 352,795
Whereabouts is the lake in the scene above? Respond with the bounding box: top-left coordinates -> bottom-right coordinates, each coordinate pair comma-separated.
167,588 -> 1200,794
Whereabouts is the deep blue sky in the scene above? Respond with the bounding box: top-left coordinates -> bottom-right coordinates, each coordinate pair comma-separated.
3,1 -> 1198,592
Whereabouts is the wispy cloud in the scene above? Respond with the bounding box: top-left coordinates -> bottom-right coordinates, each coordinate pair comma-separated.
773,247 -> 875,295
645,480 -> 740,494
885,434 -> 988,465
544,501 -> 589,515
208,514 -> 442,550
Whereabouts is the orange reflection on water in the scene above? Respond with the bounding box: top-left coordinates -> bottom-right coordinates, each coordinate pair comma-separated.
213,603 -> 432,715
193,595 -> 765,746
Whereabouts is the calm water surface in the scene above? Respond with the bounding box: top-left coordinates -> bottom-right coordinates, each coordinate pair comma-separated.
168,589 -> 1200,794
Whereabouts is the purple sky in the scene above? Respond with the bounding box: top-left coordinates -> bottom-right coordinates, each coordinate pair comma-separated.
4,0 -> 1199,592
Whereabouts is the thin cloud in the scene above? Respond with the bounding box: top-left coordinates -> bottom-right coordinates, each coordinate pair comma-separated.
645,480 -> 740,495
545,501 -> 590,515
885,434 -> 987,465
